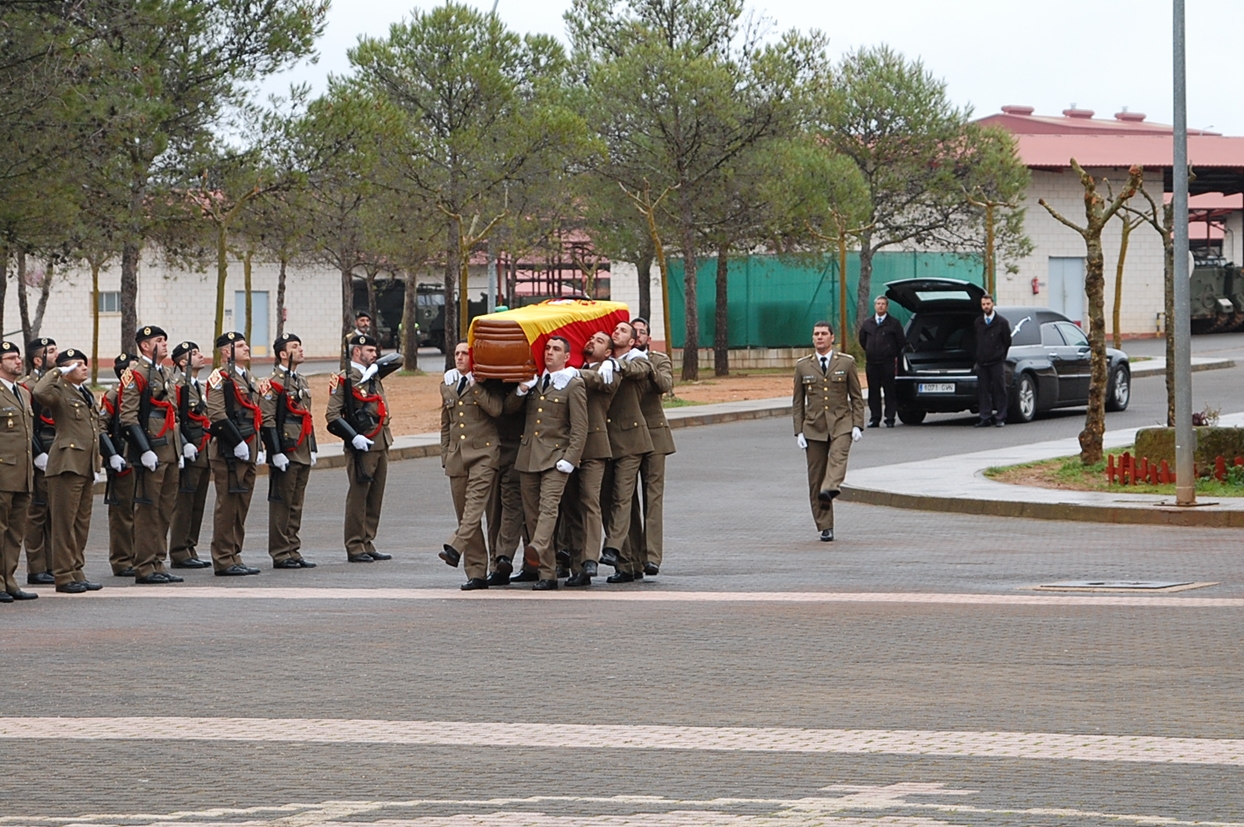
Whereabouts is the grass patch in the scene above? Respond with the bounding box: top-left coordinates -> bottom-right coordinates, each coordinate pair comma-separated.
987,448 -> 1244,497
662,396 -> 703,408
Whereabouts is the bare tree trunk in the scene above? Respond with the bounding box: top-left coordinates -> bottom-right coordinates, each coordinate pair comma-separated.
443,219 -> 458,370
713,245 -> 729,377
678,207 -> 699,381
1112,218 -> 1135,350
120,240 -> 140,357
856,230 -> 875,336
365,264 -> 379,328
1081,232 -> 1109,463
340,262 -> 353,370
31,257 -> 52,337
636,243 -> 654,322
212,224 -> 228,368
90,259 -> 101,386
0,244 -> 8,336
402,271 -> 419,371
16,249 -> 31,346
275,254 -> 288,340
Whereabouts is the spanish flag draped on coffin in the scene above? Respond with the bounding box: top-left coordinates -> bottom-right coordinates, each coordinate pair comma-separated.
468,299 -> 631,380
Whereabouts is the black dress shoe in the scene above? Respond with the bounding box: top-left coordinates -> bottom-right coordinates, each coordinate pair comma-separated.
26,571 -> 54,585
439,545 -> 461,567
136,572 -> 178,584
606,571 -> 635,583
215,565 -> 251,577
347,553 -> 375,563
55,581 -> 90,593
820,528 -> 834,542
532,578 -> 558,591
460,577 -> 488,591
485,569 -> 510,586
493,555 -> 513,575
0,591 -> 12,603
583,560 -> 598,577
867,421 -> 880,428
510,567 -> 539,582
113,567 -> 137,577
82,580 -> 103,590
273,558 -> 303,569
296,558 -> 317,568
643,563 -> 659,576
9,589 -> 37,600
564,571 -> 591,587
368,551 -> 392,561
171,558 -> 211,569
242,566 -> 260,575
818,488 -> 840,503
974,419 -> 993,427
885,421 -> 895,428
599,547 -> 620,568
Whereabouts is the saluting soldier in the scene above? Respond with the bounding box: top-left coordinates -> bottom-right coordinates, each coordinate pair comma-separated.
205,331 -> 263,576
792,321 -> 864,542
33,348 -> 124,592
260,333 -> 318,569
325,333 -> 403,563
0,341 -> 39,604
169,341 -> 212,569
20,336 -> 56,586
625,317 -> 675,577
438,340 -> 504,590
120,325 -> 184,584
101,354 -> 138,576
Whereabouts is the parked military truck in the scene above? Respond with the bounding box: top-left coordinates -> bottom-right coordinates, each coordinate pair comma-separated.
1190,254 -> 1244,333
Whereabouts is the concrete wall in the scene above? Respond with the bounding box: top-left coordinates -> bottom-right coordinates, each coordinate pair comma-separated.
608,260 -> 666,344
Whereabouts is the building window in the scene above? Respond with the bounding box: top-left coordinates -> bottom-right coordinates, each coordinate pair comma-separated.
97,291 -> 120,313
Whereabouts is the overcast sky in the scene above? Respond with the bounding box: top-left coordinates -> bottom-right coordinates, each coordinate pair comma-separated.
259,0 -> 1244,135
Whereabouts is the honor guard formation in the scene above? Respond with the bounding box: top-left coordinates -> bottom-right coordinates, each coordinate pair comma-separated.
1,313 -> 867,603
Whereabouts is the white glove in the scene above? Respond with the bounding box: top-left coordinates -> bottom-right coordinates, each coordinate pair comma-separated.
795,433 -> 807,450
232,441 -> 250,460
555,459 -> 575,474
310,451 -> 318,467
516,377 -> 538,397
351,434 -> 373,452
598,358 -> 615,383
182,442 -> 198,461
94,470 -> 107,484
272,453 -> 289,472
359,364 -> 379,383
852,426 -> 862,443
140,450 -> 158,471
58,365 -> 75,375
256,449 -> 266,466
178,455 -> 185,468
34,453 -> 48,472
108,453 -> 126,473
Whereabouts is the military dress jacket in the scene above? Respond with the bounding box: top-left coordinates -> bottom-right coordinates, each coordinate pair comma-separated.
32,370 -> 103,477
325,363 -> 398,451
20,369 -> 55,454
792,351 -> 865,441
439,375 -> 503,477
578,360 -> 619,461
120,359 -> 181,464
512,374 -> 588,474
205,366 -> 263,465
174,370 -> 211,468
638,350 -> 675,457
261,367 -> 317,465
606,355 -> 654,458
0,380 -> 34,493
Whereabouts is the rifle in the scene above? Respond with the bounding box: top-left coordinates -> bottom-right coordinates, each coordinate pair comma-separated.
102,390 -> 123,506
342,364 -> 373,485
177,366 -> 198,493
220,342 -> 249,494
266,352 -> 291,504
131,358 -> 156,505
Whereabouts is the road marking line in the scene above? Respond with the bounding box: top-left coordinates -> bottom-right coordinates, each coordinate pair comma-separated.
1,718 -> 1242,765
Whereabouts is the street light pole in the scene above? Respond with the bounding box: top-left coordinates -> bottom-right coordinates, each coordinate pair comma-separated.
1172,0 -> 1196,505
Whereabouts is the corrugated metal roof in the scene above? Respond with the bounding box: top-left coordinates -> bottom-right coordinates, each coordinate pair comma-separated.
1015,134 -> 1244,170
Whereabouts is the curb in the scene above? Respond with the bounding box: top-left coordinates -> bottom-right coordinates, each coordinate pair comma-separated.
1130,357 -> 1234,378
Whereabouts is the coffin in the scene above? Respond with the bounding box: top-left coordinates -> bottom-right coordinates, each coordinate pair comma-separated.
468,299 -> 630,380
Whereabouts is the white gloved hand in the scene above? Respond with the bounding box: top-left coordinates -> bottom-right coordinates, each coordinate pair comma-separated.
851,426 -> 862,443
555,459 -> 575,474
598,358 -> 616,383
272,452 -> 289,472
178,455 -> 185,469
94,470 -> 107,484
465,372 -> 475,388
108,453 -> 125,473
351,434 -> 373,452
182,442 -> 198,461
34,452 -> 48,472
140,450 -> 158,471
516,377 -> 538,397
256,449 -> 266,466
795,433 -> 807,450
310,451 -> 318,467
58,365 -> 75,375
232,441 -> 250,460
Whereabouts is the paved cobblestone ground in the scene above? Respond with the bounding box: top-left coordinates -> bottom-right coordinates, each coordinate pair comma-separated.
2,418 -> 1242,825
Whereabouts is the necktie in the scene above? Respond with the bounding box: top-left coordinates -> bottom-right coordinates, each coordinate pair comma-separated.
79,386 -> 94,407
986,316 -> 992,325
820,357 -> 828,375
457,376 -> 466,396
541,374 -> 550,392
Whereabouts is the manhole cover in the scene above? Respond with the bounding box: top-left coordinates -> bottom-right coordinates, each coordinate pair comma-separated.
1032,580 -> 1216,593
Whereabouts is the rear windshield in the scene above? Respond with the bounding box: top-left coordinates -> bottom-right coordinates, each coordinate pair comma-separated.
1004,312 -> 1040,346
905,313 -> 975,353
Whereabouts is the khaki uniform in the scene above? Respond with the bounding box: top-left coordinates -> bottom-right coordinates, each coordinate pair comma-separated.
325,360 -> 401,559
206,366 -> 263,571
562,359 -> 617,572
792,350 -> 865,531
0,380 -> 34,596
101,388 -> 136,574
513,372 -> 587,580
120,359 -> 181,578
20,369 -> 52,577
32,370 -> 103,586
625,349 -> 676,569
602,353 -> 654,575
261,366 -> 317,563
486,406 -> 526,570
440,375 -> 503,579
170,369 -> 211,564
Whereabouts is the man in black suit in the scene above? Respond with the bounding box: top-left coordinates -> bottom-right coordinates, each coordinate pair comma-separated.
973,294 -> 1012,427
857,296 -> 906,428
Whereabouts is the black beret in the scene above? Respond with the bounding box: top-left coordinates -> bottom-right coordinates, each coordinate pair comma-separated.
135,325 -> 167,344
113,353 -> 137,379
28,337 -> 54,352
0,341 -> 19,356
171,341 -> 198,362
215,331 -> 245,349
346,333 -> 377,349
355,310 -> 372,320
55,348 -> 86,366
273,333 -> 301,354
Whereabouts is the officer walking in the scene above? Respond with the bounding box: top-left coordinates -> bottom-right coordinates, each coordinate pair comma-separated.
21,336 -> 56,586
0,341 -> 39,604
792,321 -> 864,542
205,332 -> 263,577
857,296 -> 906,428
261,333 -> 318,569
169,342 -> 213,569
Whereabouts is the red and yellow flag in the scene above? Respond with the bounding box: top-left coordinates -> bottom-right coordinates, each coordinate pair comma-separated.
468,299 -> 630,374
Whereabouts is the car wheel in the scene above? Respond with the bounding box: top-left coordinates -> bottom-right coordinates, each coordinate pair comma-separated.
897,408 -> 926,425
1106,366 -> 1131,412
1009,373 -> 1037,423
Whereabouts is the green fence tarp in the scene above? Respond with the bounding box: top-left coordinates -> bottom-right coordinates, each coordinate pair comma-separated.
666,252 -> 984,348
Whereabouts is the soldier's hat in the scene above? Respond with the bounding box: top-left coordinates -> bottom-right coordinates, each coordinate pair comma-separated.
113,353 -> 137,379
215,331 -> 245,349
346,333 -> 376,349
27,337 -> 54,353
135,325 -> 167,344
0,341 -> 19,356
273,333 -> 301,355
355,310 -> 372,321
171,341 -> 198,362
55,348 -> 86,366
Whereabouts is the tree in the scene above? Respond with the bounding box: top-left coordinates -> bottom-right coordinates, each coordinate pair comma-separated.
1039,160 -> 1143,464
1126,185 -> 1176,426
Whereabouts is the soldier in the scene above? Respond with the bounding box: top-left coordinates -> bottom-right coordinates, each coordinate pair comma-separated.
511,336 -> 587,590
563,331 -> 617,588
205,331 -> 263,576
792,321 -> 864,542
169,341 -> 213,569
120,325 -> 184,584
485,390 -> 526,585
627,317 -> 675,576
101,354 -> 138,577
33,348 -> 124,592
0,341 -> 39,604
21,336 -> 56,586
438,341 -> 504,590
261,333 -> 318,569
343,310 -> 373,354
598,321 -> 653,583
326,333 -> 403,563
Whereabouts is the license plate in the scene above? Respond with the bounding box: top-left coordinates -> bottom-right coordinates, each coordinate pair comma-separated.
918,383 -> 955,394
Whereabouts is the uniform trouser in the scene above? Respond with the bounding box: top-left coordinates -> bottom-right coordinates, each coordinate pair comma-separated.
24,468 -> 51,575
133,460 -> 178,578
170,462 -> 209,563
519,468 -> 570,581
48,471 -> 92,585
487,454 -> 525,565
0,490 -> 30,594
209,459 -> 257,571
604,453 -> 645,573
107,470 -> 136,574
344,449 -> 388,557
977,361 -> 1007,423
572,458 -> 607,571
447,461 -> 497,580
624,451 -> 666,568
805,434 -> 851,531
268,462 -> 311,562
865,360 -> 897,425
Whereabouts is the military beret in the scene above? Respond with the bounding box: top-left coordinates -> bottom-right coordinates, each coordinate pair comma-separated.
273,333 -> 301,354
55,348 -> 86,366
171,341 -> 198,362
346,333 -> 377,349
215,331 -> 245,349
0,341 -> 19,356
135,325 -> 167,344
28,337 -> 54,352
355,310 -> 372,321
113,353 -> 137,379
